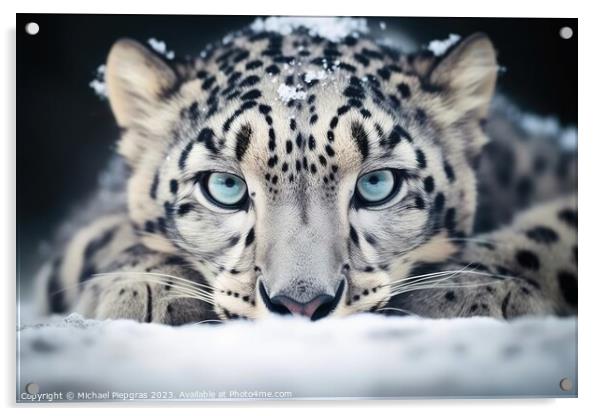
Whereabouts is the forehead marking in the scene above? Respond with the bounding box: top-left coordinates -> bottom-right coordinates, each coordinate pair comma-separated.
178,141 -> 194,170
235,124 -> 252,161
197,128 -> 219,154
351,122 -> 369,160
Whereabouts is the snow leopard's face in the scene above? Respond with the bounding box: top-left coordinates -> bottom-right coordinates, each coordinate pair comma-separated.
106,28 -> 497,320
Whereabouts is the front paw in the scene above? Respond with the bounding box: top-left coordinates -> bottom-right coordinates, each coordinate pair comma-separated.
74,277 -> 218,325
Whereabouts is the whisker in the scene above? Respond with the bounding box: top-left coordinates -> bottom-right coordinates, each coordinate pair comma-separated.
389,280 -> 506,297
389,268 -> 519,291
389,263 -> 480,293
388,263 -> 477,288
191,319 -> 224,325
93,271 -> 214,291
375,307 -> 419,317
386,270 -> 467,288
48,273 -> 215,304
390,267 -> 474,293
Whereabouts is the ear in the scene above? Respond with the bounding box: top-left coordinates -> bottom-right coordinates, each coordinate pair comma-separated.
428,33 -> 498,121
106,38 -> 178,128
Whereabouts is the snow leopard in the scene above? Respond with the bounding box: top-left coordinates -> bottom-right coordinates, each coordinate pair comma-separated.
35,22 -> 577,324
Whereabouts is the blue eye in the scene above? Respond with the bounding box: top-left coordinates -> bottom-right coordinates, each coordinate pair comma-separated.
202,172 -> 248,208
356,169 -> 398,205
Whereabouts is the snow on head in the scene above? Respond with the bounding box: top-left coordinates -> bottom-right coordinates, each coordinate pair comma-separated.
277,83 -> 307,102
427,33 -> 461,56
250,17 -> 369,42
89,38 -> 176,98
147,38 -> 175,60
304,70 -> 327,83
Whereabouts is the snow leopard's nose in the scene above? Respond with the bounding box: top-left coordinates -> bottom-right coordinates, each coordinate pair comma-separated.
259,280 -> 345,320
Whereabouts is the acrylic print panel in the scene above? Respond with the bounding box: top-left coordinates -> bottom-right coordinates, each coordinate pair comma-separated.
16,14 -> 577,402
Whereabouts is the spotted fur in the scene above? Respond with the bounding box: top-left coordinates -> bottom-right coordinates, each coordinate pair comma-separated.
36,25 -> 577,323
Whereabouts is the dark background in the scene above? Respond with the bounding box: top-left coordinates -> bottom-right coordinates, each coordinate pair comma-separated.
16,14 -> 577,283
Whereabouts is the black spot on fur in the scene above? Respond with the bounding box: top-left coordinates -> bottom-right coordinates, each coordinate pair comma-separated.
415,108 -> 427,125
415,195 -> 425,210
285,140 -> 294,154
245,60 -> 263,70
268,129 -> 277,151
178,141 -> 194,170
265,64 -> 280,75
201,76 -> 216,90
259,104 -> 272,114
169,179 -> 178,194
557,270 -> 577,306
526,226 -> 559,244
443,162 -> 456,182
325,144 -> 335,157
433,193 -> 445,213
397,82 -> 411,98
330,116 -> 339,129
424,176 -> 435,193
415,149 -> 427,169
144,221 -> 155,234
308,135 -> 316,151
337,105 -> 350,116
240,89 -> 261,101
515,250 -> 540,271
350,226 -> 360,246
177,203 -> 192,216
501,292 -> 512,319
267,155 -> 278,168
296,133 -> 305,149
197,128 -> 218,154
149,172 -> 159,199
558,208 -> 577,227
144,284 -> 153,323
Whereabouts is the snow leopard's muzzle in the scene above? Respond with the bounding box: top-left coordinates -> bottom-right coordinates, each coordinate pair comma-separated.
254,200 -> 349,320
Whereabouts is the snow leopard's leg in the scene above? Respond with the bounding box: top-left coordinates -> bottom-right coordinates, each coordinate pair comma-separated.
74,245 -> 219,325
36,215 -> 219,324
387,195 -> 577,319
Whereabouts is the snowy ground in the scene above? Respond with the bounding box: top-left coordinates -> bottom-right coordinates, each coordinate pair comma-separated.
17,312 -> 577,401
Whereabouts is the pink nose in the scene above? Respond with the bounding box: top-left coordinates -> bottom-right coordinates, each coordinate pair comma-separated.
271,295 -> 334,319
259,280 -> 345,320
